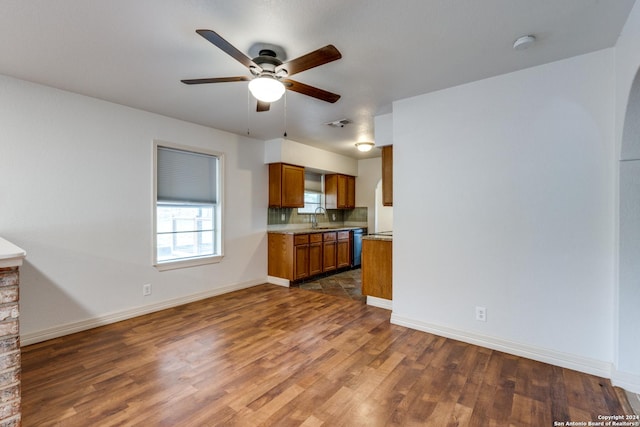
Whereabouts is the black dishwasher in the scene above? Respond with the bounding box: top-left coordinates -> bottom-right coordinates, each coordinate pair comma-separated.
351,228 -> 366,268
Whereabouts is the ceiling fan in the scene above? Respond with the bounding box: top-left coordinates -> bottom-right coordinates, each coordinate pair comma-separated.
181,30 -> 342,112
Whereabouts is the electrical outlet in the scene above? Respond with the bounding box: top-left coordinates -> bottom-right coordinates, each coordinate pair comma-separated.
281,213 -> 285,221
332,214 -> 336,221
143,284 -> 152,296
475,306 -> 487,322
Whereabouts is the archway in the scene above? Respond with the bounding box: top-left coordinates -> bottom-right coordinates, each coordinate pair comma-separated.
618,68 -> 640,378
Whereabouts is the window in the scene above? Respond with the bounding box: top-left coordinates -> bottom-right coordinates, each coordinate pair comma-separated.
298,191 -> 322,214
298,172 -> 323,214
154,142 -> 223,270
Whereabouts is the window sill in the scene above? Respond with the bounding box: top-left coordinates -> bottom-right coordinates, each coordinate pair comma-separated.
154,254 -> 223,271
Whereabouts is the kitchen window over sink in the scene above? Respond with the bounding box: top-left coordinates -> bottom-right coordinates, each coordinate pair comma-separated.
153,141 -> 224,270
298,171 -> 323,214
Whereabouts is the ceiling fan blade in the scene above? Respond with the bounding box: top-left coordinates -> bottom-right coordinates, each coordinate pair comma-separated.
276,45 -> 341,77
181,76 -> 250,85
256,100 -> 271,112
195,29 -> 259,70
283,79 -> 341,103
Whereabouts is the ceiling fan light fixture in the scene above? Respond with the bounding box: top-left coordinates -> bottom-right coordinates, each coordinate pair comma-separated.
356,142 -> 375,152
513,35 -> 536,51
248,75 -> 285,103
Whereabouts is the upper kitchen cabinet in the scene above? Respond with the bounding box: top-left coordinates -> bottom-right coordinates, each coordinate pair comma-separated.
382,145 -> 393,206
325,174 -> 356,209
269,163 -> 305,208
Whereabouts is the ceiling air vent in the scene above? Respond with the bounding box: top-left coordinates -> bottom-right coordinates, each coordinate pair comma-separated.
325,119 -> 351,128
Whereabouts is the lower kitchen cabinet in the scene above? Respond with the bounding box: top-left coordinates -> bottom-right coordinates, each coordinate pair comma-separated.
268,233 -> 294,280
336,231 -> 351,269
293,234 -> 309,280
309,233 -> 323,276
268,230 -> 358,283
362,237 -> 392,300
323,232 -> 337,272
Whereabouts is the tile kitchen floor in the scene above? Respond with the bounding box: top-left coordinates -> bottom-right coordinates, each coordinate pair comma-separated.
297,268 -> 365,303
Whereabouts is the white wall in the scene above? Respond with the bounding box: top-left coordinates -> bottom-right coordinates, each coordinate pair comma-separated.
0,75 -> 268,344
614,0 -> 640,393
356,157 -> 382,231
374,181 -> 393,233
374,113 -> 393,147
372,113 -> 394,233
264,138 -> 358,176
390,49 -> 616,376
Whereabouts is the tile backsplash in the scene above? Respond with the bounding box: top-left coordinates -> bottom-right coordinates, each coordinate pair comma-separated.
268,207 -> 368,229
343,207 -> 368,223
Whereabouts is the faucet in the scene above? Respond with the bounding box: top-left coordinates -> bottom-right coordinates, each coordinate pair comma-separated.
311,206 -> 327,229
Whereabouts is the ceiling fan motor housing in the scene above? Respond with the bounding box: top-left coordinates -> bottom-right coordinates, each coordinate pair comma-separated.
251,49 -> 286,77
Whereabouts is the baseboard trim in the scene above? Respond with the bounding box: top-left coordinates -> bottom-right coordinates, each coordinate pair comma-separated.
20,278 -> 265,346
612,369 -> 640,395
267,276 -> 290,287
366,296 -> 392,310
390,314 -> 612,378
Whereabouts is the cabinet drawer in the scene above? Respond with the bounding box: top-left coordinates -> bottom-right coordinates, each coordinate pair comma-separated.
337,231 -> 350,240
294,234 -> 309,245
309,233 -> 323,243
323,232 -> 337,242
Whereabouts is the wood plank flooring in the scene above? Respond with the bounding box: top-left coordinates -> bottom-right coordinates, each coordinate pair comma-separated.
21,284 -> 628,426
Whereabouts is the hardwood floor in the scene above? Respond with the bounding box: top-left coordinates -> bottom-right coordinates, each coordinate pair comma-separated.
21,284 -> 628,426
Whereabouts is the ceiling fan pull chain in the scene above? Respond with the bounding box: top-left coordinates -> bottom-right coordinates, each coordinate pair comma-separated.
283,91 -> 287,138
246,86 -> 251,135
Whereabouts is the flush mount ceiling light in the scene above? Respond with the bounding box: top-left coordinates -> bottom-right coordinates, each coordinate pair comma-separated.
248,75 -> 286,103
326,118 -> 351,128
356,142 -> 375,152
513,35 -> 536,51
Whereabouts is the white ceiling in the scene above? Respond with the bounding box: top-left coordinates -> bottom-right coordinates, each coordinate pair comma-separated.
0,0 -> 635,159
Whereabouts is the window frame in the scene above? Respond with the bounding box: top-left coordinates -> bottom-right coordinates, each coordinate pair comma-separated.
297,190 -> 324,214
297,171 -> 324,214
152,140 -> 224,271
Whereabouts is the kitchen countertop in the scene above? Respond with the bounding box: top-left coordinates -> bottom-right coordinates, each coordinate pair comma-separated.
363,234 -> 393,241
0,237 -> 26,268
268,226 -> 367,235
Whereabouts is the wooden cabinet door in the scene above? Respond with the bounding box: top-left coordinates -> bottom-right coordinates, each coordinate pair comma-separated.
346,175 -> 356,208
324,174 -> 338,209
382,146 -> 393,206
282,164 -> 305,207
322,232 -> 337,272
336,236 -> 351,269
362,239 -> 392,300
294,243 -> 309,280
268,163 -> 283,207
309,233 -> 323,276
269,163 -> 304,208
325,174 -> 356,209
268,233 -> 294,280
309,242 -> 323,276
323,241 -> 336,272
282,165 -> 304,208
337,175 -> 348,208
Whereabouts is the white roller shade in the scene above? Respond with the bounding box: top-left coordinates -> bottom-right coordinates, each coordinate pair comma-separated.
305,172 -> 322,192
157,146 -> 218,204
